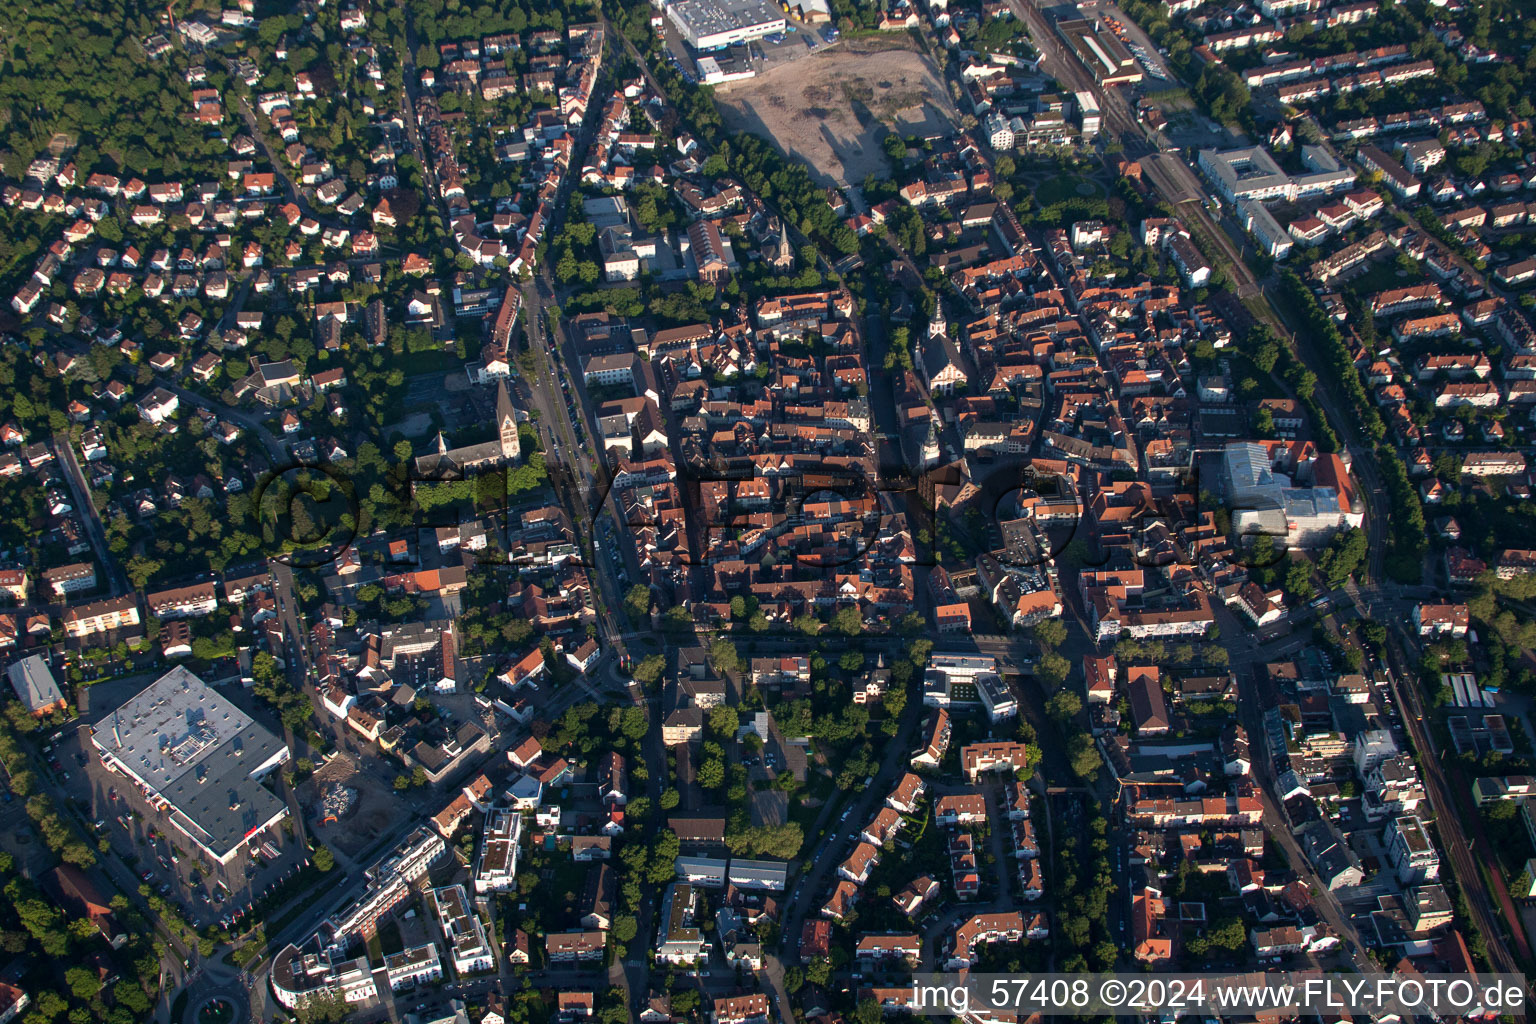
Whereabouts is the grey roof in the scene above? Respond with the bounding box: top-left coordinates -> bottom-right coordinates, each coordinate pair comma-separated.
921,332 -> 963,382
92,666 -> 287,857
1280,486 -> 1342,518
675,855 -> 729,880
727,858 -> 789,888
7,655 -> 63,712
668,0 -> 783,40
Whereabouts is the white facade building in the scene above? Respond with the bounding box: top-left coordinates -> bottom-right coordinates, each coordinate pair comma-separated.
474,808 -> 522,894
667,0 -> 784,49
431,885 -> 496,976
384,944 -> 443,991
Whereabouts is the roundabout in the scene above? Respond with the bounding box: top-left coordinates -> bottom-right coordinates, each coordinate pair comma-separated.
197,998 -> 235,1024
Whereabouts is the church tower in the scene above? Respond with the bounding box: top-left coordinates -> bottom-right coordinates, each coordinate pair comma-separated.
929,305 -> 947,341
774,220 -> 794,268
496,378 -> 520,461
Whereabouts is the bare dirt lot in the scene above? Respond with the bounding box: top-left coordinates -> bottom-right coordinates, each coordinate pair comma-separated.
716,40 -> 959,187
307,751 -> 401,861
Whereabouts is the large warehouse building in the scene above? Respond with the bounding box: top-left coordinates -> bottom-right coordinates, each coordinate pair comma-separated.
1055,18 -> 1143,86
92,666 -> 291,865
1221,442 -> 1364,546
667,0 -> 785,50
1198,145 -> 1356,204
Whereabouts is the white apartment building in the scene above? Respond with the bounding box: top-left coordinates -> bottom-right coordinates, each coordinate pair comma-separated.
431,885 -> 496,976
922,654 -> 1018,721
1385,816 -> 1440,884
328,827 -> 448,945
384,943 -> 443,991
474,808 -> 522,894
270,943 -> 379,1009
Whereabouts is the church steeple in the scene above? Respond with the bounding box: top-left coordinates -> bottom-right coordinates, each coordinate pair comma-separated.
496,378 -> 520,461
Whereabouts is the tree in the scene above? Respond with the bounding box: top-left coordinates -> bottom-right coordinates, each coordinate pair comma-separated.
708,638 -> 740,675
124,555 -> 162,590
624,584 -> 652,621
909,639 -> 933,666
113,982 -> 151,1017
853,998 -> 884,1024
294,989 -> 350,1024
660,604 -> 691,635
619,706 -> 649,741
1032,618 -> 1068,649
393,774 -> 410,791
1047,690 -> 1082,721
1068,731 -> 1100,781
649,830 -> 681,883
64,967 -> 101,1001
882,133 -> 906,162
708,704 -> 739,737
633,654 -> 665,687
1037,651 -> 1071,689
30,992 -> 66,1023
832,606 -> 863,636
1285,561 -> 1315,599
312,845 -> 335,872
697,757 -> 725,789
612,916 -> 638,944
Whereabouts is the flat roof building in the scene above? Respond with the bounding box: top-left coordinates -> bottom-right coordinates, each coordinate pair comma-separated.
675,855 -> 730,888
728,858 -> 789,891
656,883 -> 708,964
430,884 -> 495,976
1386,815 -> 1440,884
383,943 -> 443,991
1221,442 -> 1363,546
269,940 -> 379,1010
91,666 -> 289,865
922,654 -> 1017,721
328,826 -> 448,946
1199,146 -> 1355,204
474,808 -> 522,893
667,0 -> 784,50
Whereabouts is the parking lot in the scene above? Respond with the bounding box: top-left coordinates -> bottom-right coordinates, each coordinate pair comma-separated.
660,17 -> 837,83
1097,2 -> 1174,82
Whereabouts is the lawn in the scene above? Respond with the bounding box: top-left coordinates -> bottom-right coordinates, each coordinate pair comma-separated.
399,347 -> 464,376
1343,257 -> 1425,299
1031,174 -> 1098,207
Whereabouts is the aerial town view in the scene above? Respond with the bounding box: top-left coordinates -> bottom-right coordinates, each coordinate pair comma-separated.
2,0 -> 1536,1020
